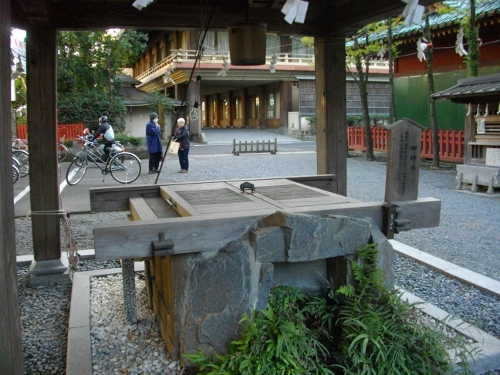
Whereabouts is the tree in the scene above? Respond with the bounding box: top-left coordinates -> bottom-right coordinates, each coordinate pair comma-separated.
423,10 -> 440,168
56,30 -> 148,131
347,25 -> 384,161
463,0 -> 480,77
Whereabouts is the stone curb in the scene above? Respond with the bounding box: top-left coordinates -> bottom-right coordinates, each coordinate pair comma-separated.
399,289 -> 500,374
390,240 -> 500,298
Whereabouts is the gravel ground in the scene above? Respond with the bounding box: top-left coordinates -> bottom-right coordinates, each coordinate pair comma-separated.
15,152 -> 500,374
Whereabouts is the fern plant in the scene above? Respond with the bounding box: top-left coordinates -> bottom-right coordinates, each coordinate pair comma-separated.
336,244 -> 476,375
184,286 -> 334,375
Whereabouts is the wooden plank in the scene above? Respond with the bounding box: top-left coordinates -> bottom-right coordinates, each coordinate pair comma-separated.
143,197 -> 180,219
129,197 -> 158,221
160,182 -> 274,217
0,1 -> 24,371
291,198 -> 441,230
90,184 -> 161,212
93,212 -> 273,261
90,175 -> 336,212
93,198 -> 440,262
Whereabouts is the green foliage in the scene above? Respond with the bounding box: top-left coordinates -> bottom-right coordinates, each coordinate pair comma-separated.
147,89 -> 176,115
57,90 -> 127,132
184,243 -> 477,375
114,133 -> 143,148
336,244 -> 476,375
184,286 -> 334,375
56,30 -> 147,130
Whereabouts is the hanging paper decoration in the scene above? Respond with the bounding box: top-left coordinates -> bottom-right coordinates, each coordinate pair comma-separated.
484,104 -> 489,116
466,103 -> 471,116
377,44 -> 386,60
402,0 -> 425,26
269,53 -> 277,73
475,104 -> 481,117
416,37 -> 430,62
455,27 -> 468,57
163,66 -> 174,84
281,0 -> 309,24
497,102 -> 500,115
217,58 -> 230,77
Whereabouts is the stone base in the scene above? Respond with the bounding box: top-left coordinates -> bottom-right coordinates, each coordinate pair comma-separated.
29,255 -> 73,286
456,164 -> 500,194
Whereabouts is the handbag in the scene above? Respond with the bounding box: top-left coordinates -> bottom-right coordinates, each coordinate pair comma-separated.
168,140 -> 180,154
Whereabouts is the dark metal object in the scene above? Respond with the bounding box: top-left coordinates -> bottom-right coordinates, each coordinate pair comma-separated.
152,233 -> 175,256
240,181 -> 255,194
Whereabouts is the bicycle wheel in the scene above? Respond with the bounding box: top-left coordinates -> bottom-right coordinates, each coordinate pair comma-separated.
66,157 -> 88,185
58,143 -> 68,162
13,165 -> 19,184
12,150 -> 29,177
109,152 -> 141,184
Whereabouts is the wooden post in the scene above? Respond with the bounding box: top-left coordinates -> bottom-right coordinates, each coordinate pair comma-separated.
26,26 -> 68,284
385,118 -> 425,201
0,1 -> 24,372
314,37 -> 347,195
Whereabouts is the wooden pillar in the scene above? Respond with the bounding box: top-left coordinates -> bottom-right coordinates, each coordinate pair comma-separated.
314,37 -> 347,195
26,26 -> 67,283
187,77 -> 202,140
0,1 -> 24,372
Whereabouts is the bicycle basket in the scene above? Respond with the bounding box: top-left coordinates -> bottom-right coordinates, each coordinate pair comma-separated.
72,140 -> 83,154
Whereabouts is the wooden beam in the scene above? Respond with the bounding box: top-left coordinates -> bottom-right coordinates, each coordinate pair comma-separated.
93,198 -> 440,261
0,0 -> 24,373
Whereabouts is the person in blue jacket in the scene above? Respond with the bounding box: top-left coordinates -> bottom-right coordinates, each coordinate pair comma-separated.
146,112 -> 163,174
173,117 -> 190,173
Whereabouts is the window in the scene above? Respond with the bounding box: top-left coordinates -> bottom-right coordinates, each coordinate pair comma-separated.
250,96 -> 259,119
267,91 -> 280,119
235,98 -> 242,119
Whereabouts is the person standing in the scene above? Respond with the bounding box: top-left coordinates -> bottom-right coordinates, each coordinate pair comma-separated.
173,117 -> 190,173
146,112 -> 163,174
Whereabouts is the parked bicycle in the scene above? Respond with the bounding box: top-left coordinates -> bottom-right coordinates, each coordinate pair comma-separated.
12,158 -> 20,184
57,142 -> 68,162
66,137 -> 141,185
12,149 -> 29,177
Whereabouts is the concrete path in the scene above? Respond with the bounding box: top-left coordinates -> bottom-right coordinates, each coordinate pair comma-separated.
201,128 -> 305,145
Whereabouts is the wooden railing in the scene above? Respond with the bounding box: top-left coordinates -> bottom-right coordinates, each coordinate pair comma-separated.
16,123 -> 84,141
136,49 -> 388,82
347,126 -> 464,163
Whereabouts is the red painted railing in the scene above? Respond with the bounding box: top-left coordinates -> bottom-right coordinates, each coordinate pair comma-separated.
347,126 -> 464,163
16,123 -> 84,142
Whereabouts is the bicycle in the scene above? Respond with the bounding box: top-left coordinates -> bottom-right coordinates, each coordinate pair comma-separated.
12,159 -> 20,184
58,143 -> 68,162
12,149 -> 29,177
66,137 -> 142,186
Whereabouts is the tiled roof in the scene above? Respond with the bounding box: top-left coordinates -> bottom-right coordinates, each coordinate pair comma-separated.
431,73 -> 500,102
351,0 -> 500,44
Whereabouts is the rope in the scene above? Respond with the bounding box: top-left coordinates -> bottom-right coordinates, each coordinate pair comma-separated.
154,1 -> 216,184
26,207 -> 80,270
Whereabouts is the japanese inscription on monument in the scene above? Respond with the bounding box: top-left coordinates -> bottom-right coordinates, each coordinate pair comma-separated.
385,118 -> 425,201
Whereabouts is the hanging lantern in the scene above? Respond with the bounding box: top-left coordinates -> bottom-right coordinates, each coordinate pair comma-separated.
228,23 -> 267,65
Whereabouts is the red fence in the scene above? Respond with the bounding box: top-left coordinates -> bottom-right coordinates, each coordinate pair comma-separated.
16,123 -> 84,142
347,126 -> 464,163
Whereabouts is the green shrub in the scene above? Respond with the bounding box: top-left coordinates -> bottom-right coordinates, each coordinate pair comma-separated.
184,244 -> 477,375
114,133 -> 143,149
336,244 -> 476,375
184,286 -> 334,375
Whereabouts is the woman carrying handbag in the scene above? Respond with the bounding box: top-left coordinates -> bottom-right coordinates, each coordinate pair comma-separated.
173,117 -> 190,173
